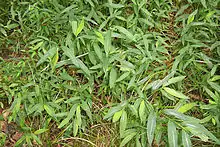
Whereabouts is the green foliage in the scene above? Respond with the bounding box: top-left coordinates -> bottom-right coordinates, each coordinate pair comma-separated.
0,0 -> 220,146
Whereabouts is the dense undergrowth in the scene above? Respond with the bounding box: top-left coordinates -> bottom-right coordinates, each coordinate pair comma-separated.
0,0 -> 220,146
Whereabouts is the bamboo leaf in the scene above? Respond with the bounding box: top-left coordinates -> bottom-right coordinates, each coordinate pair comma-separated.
44,105 -> 55,117
51,49 -> 59,70
73,118 -> 79,136
164,76 -> 186,86
183,121 -> 220,144
75,18 -> 84,37
120,110 -> 127,138
37,47 -> 57,67
71,21 -> 77,36
81,101 -> 92,122
104,105 -> 122,120
109,67 -> 117,89
182,130 -> 192,147
168,120 -> 178,147
201,0 -> 207,8
34,129 -> 48,135
113,110 -> 123,123
58,117 -> 71,128
178,103 -> 197,113
31,133 -> 43,145
76,105 -> 82,127
147,111 -> 156,146
115,26 -> 135,41
120,132 -> 137,147
163,87 -> 189,99
93,43 -> 103,62
208,81 -> 220,93
62,46 -> 91,77
104,30 -> 111,56
116,72 -> 130,82
187,9 -> 198,24
139,100 -> 146,124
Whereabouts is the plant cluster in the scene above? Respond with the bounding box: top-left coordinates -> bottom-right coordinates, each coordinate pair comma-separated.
0,0 -> 220,146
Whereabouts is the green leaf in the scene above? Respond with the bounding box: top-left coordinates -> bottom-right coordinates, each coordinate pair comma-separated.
75,18 -> 84,37
93,43 -> 103,62
116,72 -> 130,82
163,87 -> 189,99
161,89 -> 175,101
206,11 -> 216,20
104,30 -> 111,56
14,135 -> 26,146
6,23 -> 19,30
127,75 -> 136,90
204,87 -> 217,101
168,121 -> 178,147
187,9 -> 198,24
120,110 -> 127,138
62,46 -> 91,77
81,101 -> 92,121
37,47 -> 57,67
109,67 -> 117,89
164,76 -> 186,86
51,49 -> 59,70
208,81 -> 220,93
178,103 -> 197,113
31,133 -> 43,145
95,31 -> 104,44
120,132 -> 137,147
210,65 -> 218,76
44,105 -> 55,117
182,130 -> 192,147
0,28 -> 7,36
73,118 -> 79,136
67,104 -> 78,119
210,75 -> 220,82
115,26 -> 135,41
113,110 -> 123,123
65,97 -> 81,103
147,111 -> 156,146
76,105 -> 82,127
34,129 -> 48,135
58,117 -> 71,128
71,21 -> 77,36
139,100 -> 146,124
201,0 -> 207,8
176,4 -> 189,17
164,109 -> 200,122
183,121 -> 220,144
88,51 -> 97,65
104,105 -> 122,120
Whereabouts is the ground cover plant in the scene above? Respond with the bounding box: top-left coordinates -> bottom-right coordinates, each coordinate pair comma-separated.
0,0 -> 220,146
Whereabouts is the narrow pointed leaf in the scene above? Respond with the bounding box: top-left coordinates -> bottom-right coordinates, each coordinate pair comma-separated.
120,132 -> 137,147
58,117 -> 71,128
116,72 -> 130,82
182,130 -> 192,147
120,110 -> 127,138
147,111 -> 156,146
37,47 -> 57,66
168,121 -> 178,147
164,87 -> 189,99
178,103 -> 197,113
109,67 -> 117,89
34,129 -> 48,135
139,100 -> 146,124
75,18 -> 84,37
113,110 -> 123,123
